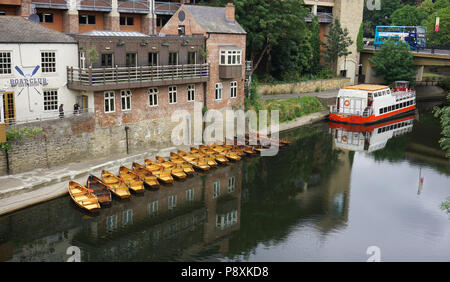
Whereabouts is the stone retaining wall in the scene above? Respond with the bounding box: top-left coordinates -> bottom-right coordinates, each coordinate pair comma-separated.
257,77 -> 351,96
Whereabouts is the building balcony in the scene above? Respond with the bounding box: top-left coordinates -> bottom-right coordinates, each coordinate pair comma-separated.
155,1 -> 181,15
305,12 -> 333,23
219,65 -> 242,79
31,0 -> 69,9
67,64 -> 210,91
118,0 -> 150,14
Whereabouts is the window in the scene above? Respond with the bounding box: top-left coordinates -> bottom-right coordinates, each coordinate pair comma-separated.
148,200 -> 158,215
120,16 -> 134,26
215,83 -> 222,100
228,176 -> 235,193
43,90 -> 58,111
0,52 -> 11,74
168,195 -> 177,210
187,52 -> 196,64
79,14 -> 95,25
213,180 -> 220,198
148,88 -> 158,106
101,53 -> 113,67
79,52 -> 85,68
106,214 -> 118,231
0,11 -> 5,16
148,52 -> 158,66
104,91 -> 115,113
178,25 -> 185,35
187,85 -> 195,102
168,86 -> 177,104
168,52 -> 178,65
126,53 -> 137,67
186,189 -> 194,202
122,209 -> 133,226
230,81 -> 237,98
41,51 -> 56,73
220,49 -> 242,65
121,90 -> 131,111
388,106 -> 392,112
37,13 -> 53,23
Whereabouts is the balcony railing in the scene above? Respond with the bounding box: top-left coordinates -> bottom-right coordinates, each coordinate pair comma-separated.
31,0 -> 68,9
305,12 -> 333,23
67,64 -> 210,91
155,1 -> 181,15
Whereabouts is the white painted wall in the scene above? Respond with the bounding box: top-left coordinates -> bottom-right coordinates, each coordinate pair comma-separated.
0,43 -> 93,123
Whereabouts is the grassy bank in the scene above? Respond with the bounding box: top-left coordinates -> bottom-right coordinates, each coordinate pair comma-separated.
265,97 -> 326,123
245,83 -> 326,124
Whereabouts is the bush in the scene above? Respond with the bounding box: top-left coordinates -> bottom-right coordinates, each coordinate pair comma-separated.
440,77 -> 450,90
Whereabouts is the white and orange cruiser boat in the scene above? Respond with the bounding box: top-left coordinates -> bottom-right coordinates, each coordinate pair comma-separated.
329,81 -> 416,125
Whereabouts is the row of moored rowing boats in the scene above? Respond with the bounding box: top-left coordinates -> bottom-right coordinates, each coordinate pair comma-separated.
69,135 -> 291,212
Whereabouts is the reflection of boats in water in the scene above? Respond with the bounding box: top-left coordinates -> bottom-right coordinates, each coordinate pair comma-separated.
329,115 -> 415,152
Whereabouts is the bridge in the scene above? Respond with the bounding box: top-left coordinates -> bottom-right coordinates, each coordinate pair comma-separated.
359,46 -> 450,85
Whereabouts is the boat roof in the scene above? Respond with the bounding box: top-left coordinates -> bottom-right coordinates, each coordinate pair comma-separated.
344,84 -> 389,91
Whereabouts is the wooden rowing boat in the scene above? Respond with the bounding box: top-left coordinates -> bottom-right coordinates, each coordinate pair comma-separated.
118,166 -> 146,193
86,175 -> 112,206
101,170 -> 131,199
191,147 -> 222,166
190,148 -> 218,167
141,160 -> 174,184
130,162 -> 162,188
156,156 -> 188,179
209,144 -> 241,161
68,181 -> 101,212
169,153 -> 195,175
178,150 -> 210,171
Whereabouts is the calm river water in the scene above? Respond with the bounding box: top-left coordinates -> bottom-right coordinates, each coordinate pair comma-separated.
0,104 -> 449,262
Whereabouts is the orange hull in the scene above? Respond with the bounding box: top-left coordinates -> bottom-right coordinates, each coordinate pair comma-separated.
329,105 -> 416,125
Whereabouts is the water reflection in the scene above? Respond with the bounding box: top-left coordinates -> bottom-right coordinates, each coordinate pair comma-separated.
329,115 -> 415,153
0,109 -> 449,262
0,163 -> 243,262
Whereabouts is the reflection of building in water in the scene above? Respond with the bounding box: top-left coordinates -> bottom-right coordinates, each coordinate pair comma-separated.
329,115 -> 415,153
295,149 -> 352,232
0,163 -> 242,262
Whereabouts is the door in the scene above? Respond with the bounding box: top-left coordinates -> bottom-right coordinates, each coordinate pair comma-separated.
77,95 -> 88,113
3,92 -> 15,125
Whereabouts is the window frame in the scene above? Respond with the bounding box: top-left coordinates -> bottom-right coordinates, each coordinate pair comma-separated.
148,88 -> 158,107
120,89 -> 132,111
43,90 -> 58,111
230,81 -> 237,98
168,86 -> 177,104
220,48 -> 242,66
41,51 -> 56,73
215,83 -> 223,101
79,14 -> 96,25
104,91 -> 115,113
187,84 -> 195,102
0,51 -> 12,75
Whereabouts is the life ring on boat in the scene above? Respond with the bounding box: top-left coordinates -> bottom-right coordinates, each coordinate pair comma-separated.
344,99 -> 350,107
341,136 -> 348,142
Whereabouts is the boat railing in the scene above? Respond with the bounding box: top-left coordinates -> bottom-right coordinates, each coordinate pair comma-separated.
392,90 -> 416,102
330,105 -> 372,117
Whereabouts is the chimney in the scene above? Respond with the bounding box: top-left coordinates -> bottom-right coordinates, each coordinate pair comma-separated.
225,3 -> 235,22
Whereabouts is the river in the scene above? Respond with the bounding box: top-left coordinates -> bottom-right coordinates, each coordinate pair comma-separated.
0,104 -> 449,262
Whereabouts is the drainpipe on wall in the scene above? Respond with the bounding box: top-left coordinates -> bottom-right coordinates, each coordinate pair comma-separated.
125,126 -> 130,155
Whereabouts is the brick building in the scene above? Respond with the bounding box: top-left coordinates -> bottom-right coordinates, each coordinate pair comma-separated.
160,3 -> 246,111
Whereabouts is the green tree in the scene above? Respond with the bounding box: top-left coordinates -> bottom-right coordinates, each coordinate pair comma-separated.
434,93 -> 450,159
203,0 -> 311,79
310,15 -> 321,74
426,6 -> 450,47
391,5 -> 428,26
419,0 -> 436,16
357,23 -> 365,52
363,0 -> 402,37
321,19 -> 353,74
369,39 -> 416,87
